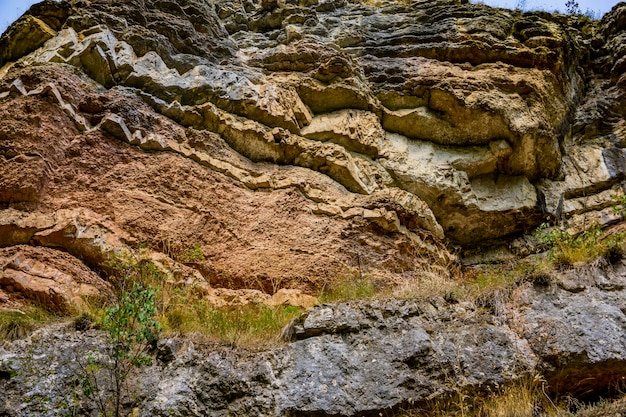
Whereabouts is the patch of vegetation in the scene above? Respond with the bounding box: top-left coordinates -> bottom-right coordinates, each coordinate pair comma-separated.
165,301 -> 302,349
389,375 -> 556,416
565,0 -> 580,14
102,251 -> 301,349
570,394 -> 626,417
184,243 -> 205,263
465,261 -> 527,296
155,237 -> 205,264
612,194 -> 626,219
534,222 -> 625,269
318,273 -> 376,303
78,280 -> 160,417
388,376 -> 626,417
0,307 -> 55,341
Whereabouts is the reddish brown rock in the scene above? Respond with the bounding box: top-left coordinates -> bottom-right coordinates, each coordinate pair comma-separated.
0,245 -> 112,312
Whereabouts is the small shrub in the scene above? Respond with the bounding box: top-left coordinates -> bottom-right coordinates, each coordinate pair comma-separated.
603,235 -> 626,265
565,0 -> 580,14
533,223 -> 618,268
78,278 -> 160,417
178,243 -> 205,264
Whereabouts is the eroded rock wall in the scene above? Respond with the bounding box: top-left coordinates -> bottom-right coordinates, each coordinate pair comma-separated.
1,0 -> 626,415
0,0 -> 623,272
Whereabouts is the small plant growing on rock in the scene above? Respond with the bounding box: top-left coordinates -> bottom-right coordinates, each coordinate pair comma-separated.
78,265 -> 160,417
533,222 -> 624,268
612,194 -> 626,219
178,242 -> 205,264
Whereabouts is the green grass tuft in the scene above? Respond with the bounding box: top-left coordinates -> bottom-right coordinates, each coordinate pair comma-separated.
318,275 -> 376,303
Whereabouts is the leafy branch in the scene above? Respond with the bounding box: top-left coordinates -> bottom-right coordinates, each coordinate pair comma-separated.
77,263 -> 160,417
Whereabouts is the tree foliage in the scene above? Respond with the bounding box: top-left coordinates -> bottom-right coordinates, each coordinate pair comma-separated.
565,0 -> 580,14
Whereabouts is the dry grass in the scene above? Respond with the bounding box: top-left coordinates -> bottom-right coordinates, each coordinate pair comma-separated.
568,395 -> 626,417
388,222 -> 625,308
164,301 -> 302,349
392,269 -> 463,300
318,272 -> 377,303
389,376 -> 579,417
0,306 -> 56,342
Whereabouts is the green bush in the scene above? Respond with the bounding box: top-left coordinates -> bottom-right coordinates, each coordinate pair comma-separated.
78,281 -> 160,417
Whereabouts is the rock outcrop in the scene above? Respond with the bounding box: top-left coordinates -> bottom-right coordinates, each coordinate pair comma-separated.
2,261 -> 626,416
1,0 -> 626,414
0,245 -> 111,312
0,0 -> 624,303
0,0 -> 625,296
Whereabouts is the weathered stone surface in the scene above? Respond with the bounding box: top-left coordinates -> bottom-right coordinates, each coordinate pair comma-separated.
0,208 -> 133,268
2,0 -> 614,245
0,16 -> 57,66
0,298 -> 535,417
0,60 -> 456,297
1,1 -> 626,414
3,263 -> 626,416
0,245 -> 111,312
302,109 -> 385,157
511,260 -> 626,398
0,155 -> 48,204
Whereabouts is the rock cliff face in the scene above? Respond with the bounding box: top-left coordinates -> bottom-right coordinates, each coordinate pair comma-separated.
1,0 -> 626,415
1,0 -> 625,294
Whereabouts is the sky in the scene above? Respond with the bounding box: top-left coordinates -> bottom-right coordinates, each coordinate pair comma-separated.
0,0 -> 622,35
476,0 -> 619,17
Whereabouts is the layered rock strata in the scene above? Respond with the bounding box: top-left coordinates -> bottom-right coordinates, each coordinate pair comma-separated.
0,0 -> 624,301
1,0 -> 626,414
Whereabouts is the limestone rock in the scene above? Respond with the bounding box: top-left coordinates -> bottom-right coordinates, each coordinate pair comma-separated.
0,1 -> 626,413
511,260 -> 626,398
0,0 -> 622,289
302,109 -> 384,157
0,298 -> 536,417
2,263 -> 626,415
0,16 -> 57,66
1,0 -> 599,245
